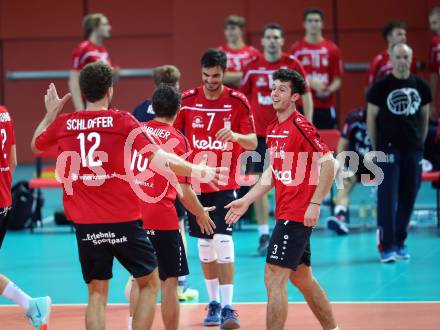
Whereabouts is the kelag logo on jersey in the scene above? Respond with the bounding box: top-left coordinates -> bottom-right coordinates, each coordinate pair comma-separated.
258,92 -> 272,105
386,88 -> 421,116
272,169 -> 292,184
192,116 -> 205,129
192,135 -> 228,151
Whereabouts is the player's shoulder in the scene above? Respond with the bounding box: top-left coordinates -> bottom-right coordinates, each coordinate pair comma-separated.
323,39 -> 339,49
0,105 -> 8,113
291,112 -> 318,137
181,87 -> 200,101
289,40 -> 303,52
244,55 -> 261,69
228,88 -> 250,109
73,40 -> 91,52
345,107 -> 366,124
287,54 -> 302,66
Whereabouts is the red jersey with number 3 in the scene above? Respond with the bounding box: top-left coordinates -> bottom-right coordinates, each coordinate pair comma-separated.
35,109 -> 153,224
140,119 -> 191,230
174,86 -> 255,193
241,53 -> 310,136
266,111 -> 330,222
429,35 -> 440,75
290,38 -> 343,108
218,44 -> 261,73
0,106 -> 16,208
71,40 -> 111,70
367,50 -> 417,87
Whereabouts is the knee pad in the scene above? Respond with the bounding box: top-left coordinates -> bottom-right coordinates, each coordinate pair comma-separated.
198,238 -> 217,263
213,234 -> 235,263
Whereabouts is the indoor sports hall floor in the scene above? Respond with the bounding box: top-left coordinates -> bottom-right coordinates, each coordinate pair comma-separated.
1,165 -> 439,329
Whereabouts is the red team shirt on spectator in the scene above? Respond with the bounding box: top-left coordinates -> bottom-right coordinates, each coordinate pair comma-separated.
429,35 -> 440,75
72,40 -> 112,70
367,50 -> 417,86
218,44 -> 261,73
0,106 -> 15,208
140,120 -> 191,230
35,109 -> 153,224
241,53 -> 310,136
290,38 -> 343,108
266,111 -> 330,222
174,86 -> 255,193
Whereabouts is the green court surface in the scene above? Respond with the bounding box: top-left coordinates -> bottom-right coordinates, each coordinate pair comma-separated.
0,165 -> 439,305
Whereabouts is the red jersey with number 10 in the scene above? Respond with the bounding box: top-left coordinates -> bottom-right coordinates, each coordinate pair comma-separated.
241,53 -> 310,136
218,44 -> 261,73
290,38 -> 343,108
35,109 -> 153,224
266,111 -> 330,222
140,119 -> 191,230
0,106 -> 16,208
174,86 -> 255,193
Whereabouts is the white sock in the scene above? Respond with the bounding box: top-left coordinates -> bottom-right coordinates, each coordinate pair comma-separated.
1,282 -> 31,311
258,224 -> 269,236
128,316 -> 133,330
334,205 -> 347,215
331,327 -> 340,330
205,278 -> 220,302
220,284 -> 233,308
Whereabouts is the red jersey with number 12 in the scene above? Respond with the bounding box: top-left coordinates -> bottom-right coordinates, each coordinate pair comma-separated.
266,111 -> 330,222
35,109 -> 153,224
174,86 -> 255,193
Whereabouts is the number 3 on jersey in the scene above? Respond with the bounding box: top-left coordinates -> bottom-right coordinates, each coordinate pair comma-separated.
77,132 -> 102,167
1,129 -> 7,159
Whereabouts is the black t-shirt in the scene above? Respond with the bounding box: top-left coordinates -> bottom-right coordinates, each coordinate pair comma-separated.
367,73 -> 432,151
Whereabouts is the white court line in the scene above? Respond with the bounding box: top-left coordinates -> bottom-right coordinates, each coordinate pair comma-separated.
1,301 -> 439,307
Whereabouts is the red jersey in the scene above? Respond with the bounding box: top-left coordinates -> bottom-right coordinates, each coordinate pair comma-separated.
266,111 -> 330,222
429,35 -> 440,75
174,86 -> 255,193
367,50 -> 417,86
290,38 -> 343,108
218,44 -> 261,73
241,53 -> 310,136
140,119 -> 191,230
71,40 -> 111,70
35,109 -> 154,224
0,106 -> 15,208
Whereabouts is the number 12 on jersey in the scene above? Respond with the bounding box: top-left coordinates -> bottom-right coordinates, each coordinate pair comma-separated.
77,132 -> 102,167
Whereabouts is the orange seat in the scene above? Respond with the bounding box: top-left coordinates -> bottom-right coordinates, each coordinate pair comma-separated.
29,178 -> 62,189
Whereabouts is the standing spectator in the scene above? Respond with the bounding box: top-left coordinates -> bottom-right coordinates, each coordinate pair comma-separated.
241,23 -> 313,255
367,43 -> 431,263
291,8 -> 343,129
366,21 -> 417,88
69,13 -> 113,110
218,15 -> 261,87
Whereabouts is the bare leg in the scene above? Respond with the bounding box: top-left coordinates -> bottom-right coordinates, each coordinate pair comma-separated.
86,280 -> 109,330
161,277 -> 179,330
129,278 -> 139,317
201,261 -> 218,280
132,269 -> 160,330
217,263 -> 234,285
289,265 -> 337,330
0,274 -> 10,294
264,264 -> 290,330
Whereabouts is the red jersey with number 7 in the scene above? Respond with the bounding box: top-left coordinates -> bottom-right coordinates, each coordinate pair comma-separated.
34,109 -> 154,224
174,86 -> 255,193
266,111 -> 330,222
0,106 -> 16,208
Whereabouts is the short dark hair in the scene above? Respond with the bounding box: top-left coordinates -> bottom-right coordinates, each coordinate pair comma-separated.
430,7 -> 440,17
79,62 -> 113,103
224,15 -> 245,30
261,23 -> 284,37
382,21 -> 406,39
200,49 -> 227,71
152,65 -> 181,87
272,69 -> 307,95
82,13 -> 106,39
152,84 -> 181,118
303,8 -> 324,21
